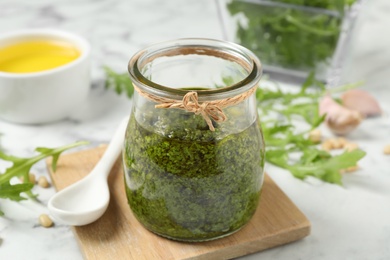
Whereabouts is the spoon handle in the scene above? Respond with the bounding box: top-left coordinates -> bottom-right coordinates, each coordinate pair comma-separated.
91,117 -> 128,179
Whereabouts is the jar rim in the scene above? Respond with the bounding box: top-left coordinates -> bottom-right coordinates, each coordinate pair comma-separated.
128,38 -> 262,100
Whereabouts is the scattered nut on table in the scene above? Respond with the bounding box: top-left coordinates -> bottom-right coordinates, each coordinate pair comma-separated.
29,173 -> 36,183
340,165 -> 359,173
39,214 -> 53,228
38,176 -> 50,188
344,142 -> 359,152
322,138 -> 345,151
384,144 -> 390,155
309,129 -> 322,143
19,173 -> 36,183
322,137 -> 361,153
321,140 -> 333,151
337,137 -> 348,147
329,138 -> 343,149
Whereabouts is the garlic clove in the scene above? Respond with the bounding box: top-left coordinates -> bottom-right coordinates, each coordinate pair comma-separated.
319,95 -> 363,136
341,89 -> 382,117
326,109 -> 362,136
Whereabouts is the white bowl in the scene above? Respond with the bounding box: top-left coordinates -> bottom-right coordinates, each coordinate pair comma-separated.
0,29 -> 91,124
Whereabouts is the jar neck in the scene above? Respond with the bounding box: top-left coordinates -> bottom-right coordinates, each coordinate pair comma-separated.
128,38 -> 262,102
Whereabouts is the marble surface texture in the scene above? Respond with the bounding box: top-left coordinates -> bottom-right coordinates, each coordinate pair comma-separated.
0,0 -> 390,259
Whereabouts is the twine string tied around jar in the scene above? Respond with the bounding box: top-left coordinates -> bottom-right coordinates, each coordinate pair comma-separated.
133,84 -> 257,131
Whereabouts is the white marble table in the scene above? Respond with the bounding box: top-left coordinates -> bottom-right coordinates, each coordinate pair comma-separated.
1,0 -> 390,259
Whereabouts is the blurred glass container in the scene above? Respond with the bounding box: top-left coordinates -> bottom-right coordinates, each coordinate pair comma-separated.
217,0 -> 363,86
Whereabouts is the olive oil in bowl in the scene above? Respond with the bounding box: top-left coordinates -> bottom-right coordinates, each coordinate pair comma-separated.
0,29 -> 90,124
0,40 -> 81,73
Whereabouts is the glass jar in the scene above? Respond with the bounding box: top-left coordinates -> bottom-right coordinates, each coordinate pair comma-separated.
124,38 -> 265,242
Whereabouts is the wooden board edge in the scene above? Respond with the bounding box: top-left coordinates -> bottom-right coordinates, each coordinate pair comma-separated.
185,223 -> 310,260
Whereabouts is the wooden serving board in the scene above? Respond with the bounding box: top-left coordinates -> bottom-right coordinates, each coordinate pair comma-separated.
47,146 -> 310,260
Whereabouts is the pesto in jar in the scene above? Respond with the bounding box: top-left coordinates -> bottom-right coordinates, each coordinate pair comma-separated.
123,108 -> 265,242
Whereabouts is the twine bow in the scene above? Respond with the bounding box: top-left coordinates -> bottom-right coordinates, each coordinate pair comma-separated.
184,92 -> 226,131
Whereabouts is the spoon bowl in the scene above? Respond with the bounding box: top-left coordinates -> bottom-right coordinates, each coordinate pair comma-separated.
48,175 -> 110,225
48,118 -> 128,226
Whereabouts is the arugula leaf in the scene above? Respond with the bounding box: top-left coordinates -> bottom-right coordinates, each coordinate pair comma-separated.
103,66 -> 134,98
266,149 -> 290,168
0,182 -> 34,201
287,150 -> 366,184
0,141 -> 88,215
300,147 -> 331,164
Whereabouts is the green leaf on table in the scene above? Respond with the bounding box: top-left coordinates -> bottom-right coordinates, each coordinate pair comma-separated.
0,141 -> 88,215
0,182 -> 33,201
35,147 -> 63,172
287,149 -> 366,184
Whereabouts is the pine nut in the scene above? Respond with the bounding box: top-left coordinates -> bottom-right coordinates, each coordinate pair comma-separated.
341,165 -> 359,173
384,144 -> 390,155
39,214 -> 53,228
309,129 -> 321,143
337,137 -> 348,148
28,173 -> 36,183
38,176 -> 50,188
344,142 -> 359,152
321,140 -> 333,151
19,173 -> 36,183
329,138 -> 343,149
383,144 -> 390,154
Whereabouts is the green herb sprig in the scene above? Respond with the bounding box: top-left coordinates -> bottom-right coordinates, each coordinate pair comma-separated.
0,141 -> 88,216
103,66 -> 134,98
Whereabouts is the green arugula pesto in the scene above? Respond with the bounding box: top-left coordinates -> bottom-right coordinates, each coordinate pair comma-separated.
123,108 -> 265,241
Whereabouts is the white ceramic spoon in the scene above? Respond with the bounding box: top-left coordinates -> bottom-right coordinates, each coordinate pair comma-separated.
48,118 -> 128,226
